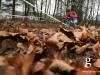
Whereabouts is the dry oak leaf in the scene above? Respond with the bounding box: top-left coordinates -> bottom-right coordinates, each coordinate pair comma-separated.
92,41 -> 100,56
75,43 -> 90,54
32,61 -> 45,73
0,31 -> 9,36
8,32 -> 19,36
0,56 -> 16,75
49,59 -> 75,72
18,28 -> 28,35
93,59 -> 100,68
27,32 -> 36,41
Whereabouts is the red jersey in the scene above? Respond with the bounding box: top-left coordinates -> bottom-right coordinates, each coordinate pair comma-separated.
63,11 -> 77,19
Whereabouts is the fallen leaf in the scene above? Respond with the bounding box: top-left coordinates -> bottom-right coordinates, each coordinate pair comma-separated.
0,31 -> 9,36
93,59 -> 100,68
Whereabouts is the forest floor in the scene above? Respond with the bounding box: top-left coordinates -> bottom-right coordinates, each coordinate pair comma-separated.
0,19 -> 100,75
0,19 -> 99,62
0,19 -> 60,30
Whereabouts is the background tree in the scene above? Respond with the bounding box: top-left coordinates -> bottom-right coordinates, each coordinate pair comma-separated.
24,0 -> 32,16
71,0 -> 85,24
40,0 -> 43,21
0,0 -> 1,9
12,0 -> 16,16
0,0 -> 100,25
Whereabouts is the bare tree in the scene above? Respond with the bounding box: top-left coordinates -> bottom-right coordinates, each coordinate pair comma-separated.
60,0 -> 62,21
56,0 -> 60,18
53,0 -> 57,17
44,0 -> 48,18
32,0 -> 36,15
35,0 -> 39,19
24,0 -> 32,16
83,0 -> 89,24
12,0 -> 16,18
48,0 -> 51,15
88,0 -> 94,24
40,0 -> 43,21
96,0 -> 100,25
0,0 -> 1,9
22,0 -> 100,24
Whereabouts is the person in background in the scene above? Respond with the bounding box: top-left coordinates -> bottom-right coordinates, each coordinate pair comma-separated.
63,9 -> 78,29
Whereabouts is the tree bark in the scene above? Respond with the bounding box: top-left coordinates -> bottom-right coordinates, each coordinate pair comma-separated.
35,0 -> 39,19
12,0 -> 16,17
96,0 -> 100,25
60,0 -> 62,21
88,0 -> 94,25
24,0 -> 31,16
53,0 -> 57,17
32,0 -> 36,15
40,0 -> 43,21
0,0 -> 1,9
44,0 -> 47,18
83,0 -> 89,24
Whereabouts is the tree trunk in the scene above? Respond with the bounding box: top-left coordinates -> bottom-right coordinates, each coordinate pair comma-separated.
88,0 -> 94,25
32,0 -> 36,15
40,0 -> 43,21
24,2 -> 28,16
60,0 -> 62,21
53,0 -> 57,17
96,0 -> 100,25
48,0 -> 51,15
48,0 -> 51,21
44,0 -> 48,23
71,0 -> 84,24
24,0 -> 31,16
91,0 -> 95,25
45,0 -> 47,18
0,0 -> 1,9
83,0 -> 89,24
12,0 -> 16,18
56,0 -> 60,19
35,0 -> 39,20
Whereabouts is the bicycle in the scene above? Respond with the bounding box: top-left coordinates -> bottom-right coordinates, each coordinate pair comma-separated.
63,17 -> 77,30
63,18 -> 71,29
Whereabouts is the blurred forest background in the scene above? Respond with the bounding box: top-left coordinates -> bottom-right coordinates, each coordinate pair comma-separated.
0,0 -> 100,25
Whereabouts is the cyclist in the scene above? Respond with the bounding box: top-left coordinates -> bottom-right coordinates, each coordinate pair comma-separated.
63,9 -> 78,29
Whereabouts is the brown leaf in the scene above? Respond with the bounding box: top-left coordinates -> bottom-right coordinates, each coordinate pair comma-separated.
32,61 -> 45,73
75,43 -> 90,54
44,70 -> 54,75
73,31 -> 82,41
92,41 -> 100,56
18,28 -> 28,35
27,44 -> 34,54
17,42 -> 27,54
57,32 -> 73,43
27,32 -> 36,41
46,32 -> 73,50
0,31 -> 9,36
0,56 -> 16,75
79,27 -> 89,41
93,59 -> 100,68
17,42 -> 26,49
22,45 -> 36,75
8,32 -> 19,36
0,56 -> 8,66
49,59 -> 75,72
